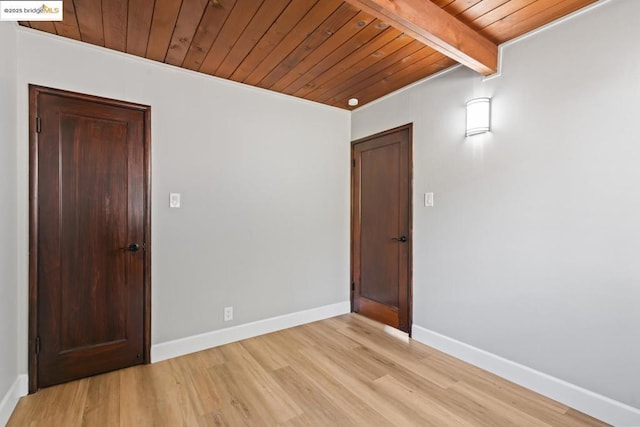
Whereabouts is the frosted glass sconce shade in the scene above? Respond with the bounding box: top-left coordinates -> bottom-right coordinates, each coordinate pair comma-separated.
466,97 -> 491,136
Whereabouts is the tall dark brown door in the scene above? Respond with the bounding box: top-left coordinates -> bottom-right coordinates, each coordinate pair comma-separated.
29,86 -> 151,392
352,125 -> 412,333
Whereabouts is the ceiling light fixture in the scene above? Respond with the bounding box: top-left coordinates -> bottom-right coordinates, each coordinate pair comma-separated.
348,98 -> 359,107
465,97 -> 491,137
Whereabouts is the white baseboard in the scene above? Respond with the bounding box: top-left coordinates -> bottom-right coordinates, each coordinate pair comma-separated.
412,325 -> 640,427
152,301 -> 351,363
0,374 -> 28,426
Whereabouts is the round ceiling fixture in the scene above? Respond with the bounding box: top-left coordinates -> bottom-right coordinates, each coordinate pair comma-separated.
348,98 -> 359,107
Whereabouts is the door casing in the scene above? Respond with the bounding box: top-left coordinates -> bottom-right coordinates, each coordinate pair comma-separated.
28,85 -> 152,393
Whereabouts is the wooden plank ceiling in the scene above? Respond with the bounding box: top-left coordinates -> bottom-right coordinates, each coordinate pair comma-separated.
21,0 -> 597,109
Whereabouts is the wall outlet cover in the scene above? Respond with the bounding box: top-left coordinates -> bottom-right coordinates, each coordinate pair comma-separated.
223,306 -> 233,322
425,192 -> 434,207
170,193 -> 181,208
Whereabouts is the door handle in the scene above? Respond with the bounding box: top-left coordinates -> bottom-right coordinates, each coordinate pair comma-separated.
392,236 -> 408,243
127,243 -> 141,252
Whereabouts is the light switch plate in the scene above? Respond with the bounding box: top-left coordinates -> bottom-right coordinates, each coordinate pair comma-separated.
425,192 -> 434,207
170,193 -> 181,208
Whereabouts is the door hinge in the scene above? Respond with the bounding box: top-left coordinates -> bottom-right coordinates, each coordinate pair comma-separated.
36,117 -> 41,133
352,159 -> 355,168
35,336 -> 41,355
351,282 -> 355,291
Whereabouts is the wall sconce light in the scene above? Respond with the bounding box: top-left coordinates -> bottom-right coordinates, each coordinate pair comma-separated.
466,97 -> 491,137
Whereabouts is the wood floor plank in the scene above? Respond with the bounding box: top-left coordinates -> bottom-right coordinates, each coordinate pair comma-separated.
298,345 -> 421,426
240,334 -> 294,371
211,342 -> 303,423
450,381 -> 555,427
337,324 -> 459,388
565,408 -> 611,427
424,352 -> 573,419
80,372 -> 120,425
266,336 -> 396,426
118,366 -> 160,426
271,366 -> 355,425
8,314 -> 608,427
373,374 -> 477,427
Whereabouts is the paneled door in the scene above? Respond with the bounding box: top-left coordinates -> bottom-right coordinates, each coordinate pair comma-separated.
351,125 -> 412,333
29,85 -> 151,391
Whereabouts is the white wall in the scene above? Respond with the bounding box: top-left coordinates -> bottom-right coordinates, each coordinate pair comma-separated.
14,28 -> 350,370
0,22 -> 19,411
353,0 -> 640,411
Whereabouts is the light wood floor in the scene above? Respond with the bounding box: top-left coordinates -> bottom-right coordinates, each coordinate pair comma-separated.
9,314 -> 607,426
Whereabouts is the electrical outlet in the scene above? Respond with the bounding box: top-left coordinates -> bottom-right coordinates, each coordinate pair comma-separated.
223,306 -> 233,322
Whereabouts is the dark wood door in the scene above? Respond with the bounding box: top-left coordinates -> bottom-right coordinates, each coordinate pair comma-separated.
29,86 -> 151,391
352,125 -> 412,333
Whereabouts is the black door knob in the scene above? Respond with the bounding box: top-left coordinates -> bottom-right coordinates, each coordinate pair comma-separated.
392,236 -> 408,242
127,243 -> 141,252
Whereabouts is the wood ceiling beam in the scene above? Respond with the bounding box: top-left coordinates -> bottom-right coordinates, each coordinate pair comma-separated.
342,0 -> 498,75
